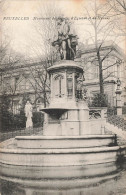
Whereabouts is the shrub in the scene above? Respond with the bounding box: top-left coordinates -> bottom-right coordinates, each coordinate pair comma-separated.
32,112 -> 44,128
107,106 -> 117,116
0,93 -> 44,131
122,106 -> 126,115
91,93 -> 108,107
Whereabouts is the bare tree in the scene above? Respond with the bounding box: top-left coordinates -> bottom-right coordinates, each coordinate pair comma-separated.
27,2 -> 63,107
27,62 -> 50,108
81,0 -> 122,96
108,0 -> 126,15
0,0 -> 9,64
107,0 -> 126,37
0,52 -> 24,112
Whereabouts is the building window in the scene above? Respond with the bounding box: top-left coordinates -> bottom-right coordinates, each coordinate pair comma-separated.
91,61 -> 99,79
84,60 -> 99,80
12,100 -> 20,114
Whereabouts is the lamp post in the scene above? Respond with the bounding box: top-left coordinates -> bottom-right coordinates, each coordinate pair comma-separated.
115,78 -> 122,115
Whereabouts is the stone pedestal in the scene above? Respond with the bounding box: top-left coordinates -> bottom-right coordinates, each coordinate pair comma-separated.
26,117 -> 33,128
25,101 -> 33,128
42,60 -> 93,136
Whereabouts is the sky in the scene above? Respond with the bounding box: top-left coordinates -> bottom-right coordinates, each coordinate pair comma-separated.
1,0 -> 126,59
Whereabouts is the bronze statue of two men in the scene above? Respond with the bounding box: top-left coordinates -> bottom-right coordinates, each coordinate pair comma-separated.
52,17 -> 78,60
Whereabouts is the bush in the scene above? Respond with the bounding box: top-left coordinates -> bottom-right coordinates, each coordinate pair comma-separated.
1,111 -> 13,132
0,112 -> 26,132
13,112 -> 26,129
122,106 -> 126,115
0,111 -> 44,132
32,112 -> 44,128
107,106 -> 117,116
0,94 -> 44,132
91,93 -> 108,107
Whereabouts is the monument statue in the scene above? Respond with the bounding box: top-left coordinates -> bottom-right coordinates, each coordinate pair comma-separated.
25,101 -> 33,128
52,17 -> 78,60
76,74 -> 85,99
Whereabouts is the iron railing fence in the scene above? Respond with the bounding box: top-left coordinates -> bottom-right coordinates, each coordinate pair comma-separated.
107,115 -> 126,131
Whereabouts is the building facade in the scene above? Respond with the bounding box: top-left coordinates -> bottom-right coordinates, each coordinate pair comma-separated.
76,41 -> 126,107
0,60 -> 50,114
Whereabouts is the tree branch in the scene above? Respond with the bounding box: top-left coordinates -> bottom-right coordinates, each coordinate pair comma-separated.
102,62 -> 117,71
103,72 -> 114,80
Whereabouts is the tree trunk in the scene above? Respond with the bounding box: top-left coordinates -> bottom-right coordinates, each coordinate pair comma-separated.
99,61 -> 104,95
43,89 -> 46,108
97,50 -> 104,95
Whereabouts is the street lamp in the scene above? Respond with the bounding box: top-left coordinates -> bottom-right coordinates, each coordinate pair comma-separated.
115,77 -> 122,116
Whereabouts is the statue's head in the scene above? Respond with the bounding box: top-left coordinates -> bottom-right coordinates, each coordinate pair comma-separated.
27,100 -> 30,104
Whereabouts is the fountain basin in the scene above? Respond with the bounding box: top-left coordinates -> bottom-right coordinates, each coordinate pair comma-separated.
0,162 -> 118,179
15,135 -> 116,149
0,134 -> 125,167
0,172 -> 119,191
0,143 -> 125,166
0,162 -> 120,192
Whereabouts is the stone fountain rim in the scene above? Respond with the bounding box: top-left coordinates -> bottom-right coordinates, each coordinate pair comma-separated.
15,135 -> 116,140
1,145 -> 125,154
